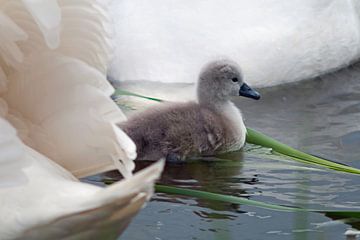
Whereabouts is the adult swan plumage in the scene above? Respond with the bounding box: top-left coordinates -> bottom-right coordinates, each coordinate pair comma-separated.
108,0 -> 360,101
0,0 -> 163,239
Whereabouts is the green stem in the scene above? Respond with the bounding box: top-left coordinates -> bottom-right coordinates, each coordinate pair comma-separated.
155,184 -> 360,217
246,128 -> 360,175
114,89 -> 163,102
155,184 -> 301,212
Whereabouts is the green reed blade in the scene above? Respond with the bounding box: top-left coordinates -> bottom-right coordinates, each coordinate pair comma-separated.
324,211 -> 360,219
155,184 -> 360,217
155,184 -> 302,212
114,89 -> 163,102
156,184 -> 360,219
246,128 -> 360,175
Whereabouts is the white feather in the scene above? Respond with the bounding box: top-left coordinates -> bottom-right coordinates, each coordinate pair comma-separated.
0,118 -> 29,188
21,0 -> 61,49
0,143 -> 164,239
108,0 -> 360,100
0,0 -> 164,239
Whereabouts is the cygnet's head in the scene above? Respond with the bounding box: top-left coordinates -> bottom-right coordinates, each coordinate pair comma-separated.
197,59 -> 260,105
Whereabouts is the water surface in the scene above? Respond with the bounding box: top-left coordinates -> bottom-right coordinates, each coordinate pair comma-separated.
111,64 -> 360,240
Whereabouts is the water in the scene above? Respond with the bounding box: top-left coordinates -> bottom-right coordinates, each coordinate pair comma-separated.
114,63 -> 360,240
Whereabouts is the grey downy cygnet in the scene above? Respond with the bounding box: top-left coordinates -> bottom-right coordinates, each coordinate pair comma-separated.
119,59 -> 260,162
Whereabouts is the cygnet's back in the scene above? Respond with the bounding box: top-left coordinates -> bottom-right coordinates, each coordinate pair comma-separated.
119,59 -> 260,161
120,102 -> 231,161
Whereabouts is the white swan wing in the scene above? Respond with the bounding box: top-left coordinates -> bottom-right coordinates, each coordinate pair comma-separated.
0,1 -> 163,239
15,195 -> 147,240
0,0 -> 136,178
21,0 -> 61,49
0,118 -> 30,188
0,143 -> 163,239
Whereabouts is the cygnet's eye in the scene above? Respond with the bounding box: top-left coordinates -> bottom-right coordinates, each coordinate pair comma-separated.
232,77 -> 238,82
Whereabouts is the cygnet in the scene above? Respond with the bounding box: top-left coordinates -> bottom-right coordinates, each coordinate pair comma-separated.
119,59 -> 260,162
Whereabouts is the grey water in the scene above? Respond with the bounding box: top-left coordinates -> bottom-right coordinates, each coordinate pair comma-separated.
116,63 -> 360,240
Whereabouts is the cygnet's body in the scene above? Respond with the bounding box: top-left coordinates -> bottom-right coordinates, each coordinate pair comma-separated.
119,59 -> 260,161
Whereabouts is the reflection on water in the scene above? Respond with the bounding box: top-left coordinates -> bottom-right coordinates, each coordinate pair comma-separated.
116,63 -> 360,240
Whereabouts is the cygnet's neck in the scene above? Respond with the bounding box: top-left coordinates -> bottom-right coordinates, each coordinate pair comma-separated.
198,94 -> 240,121
197,90 -> 246,150
197,87 -> 229,112
198,99 -> 230,112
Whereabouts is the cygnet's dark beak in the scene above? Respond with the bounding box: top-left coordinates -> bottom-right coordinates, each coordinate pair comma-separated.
239,83 -> 261,100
